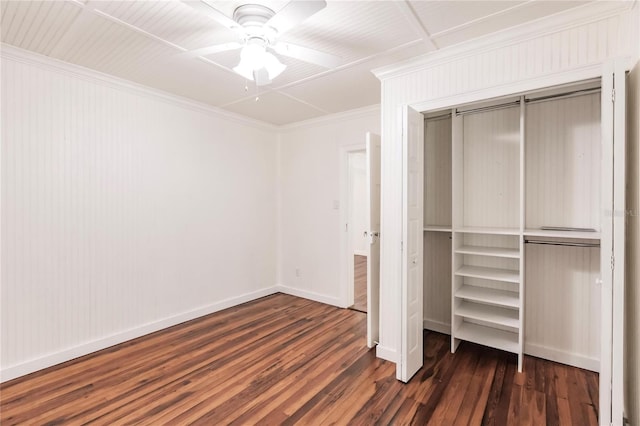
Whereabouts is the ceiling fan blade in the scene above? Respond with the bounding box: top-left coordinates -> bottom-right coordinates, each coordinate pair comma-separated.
182,0 -> 239,32
273,42 -> 342,69
181,42 -> 242,58
266,0 -> 326,35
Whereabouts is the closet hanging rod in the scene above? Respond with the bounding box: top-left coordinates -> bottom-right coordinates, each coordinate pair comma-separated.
455,100 -> 520,116
524,239 -> 600,248
424,112 -> 452,121
525,87 -> 601,104
540,226 -> 597,233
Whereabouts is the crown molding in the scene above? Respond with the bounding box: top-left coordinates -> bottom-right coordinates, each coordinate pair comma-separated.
373,1 -> 634,81
278,104 -> 380,131
0,44 -> 278,132
410,63 -> 604,114
1,44 -> 380,132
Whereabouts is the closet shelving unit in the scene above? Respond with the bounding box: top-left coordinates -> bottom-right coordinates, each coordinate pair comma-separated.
449,98 -> 525,371
422,81 -> 604,373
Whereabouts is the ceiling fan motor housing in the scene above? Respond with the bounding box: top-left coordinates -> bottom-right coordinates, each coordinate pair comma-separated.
233,4 -> 277,44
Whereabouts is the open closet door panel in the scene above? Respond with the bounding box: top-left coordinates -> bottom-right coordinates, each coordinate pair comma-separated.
366,132 -> 381,349
399,106 -> 424,382
611,59 -> 626,426
600,59 -> 626,426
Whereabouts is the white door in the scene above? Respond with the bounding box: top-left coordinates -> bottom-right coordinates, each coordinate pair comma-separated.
600,59 -> 626,426
610,59 -> 626,426
366,132 -> 381,348
399,106 -> 424,382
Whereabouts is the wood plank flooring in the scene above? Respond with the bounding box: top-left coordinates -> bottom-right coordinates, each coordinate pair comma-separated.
0,293 -> 599,425
352,254 -> 367,313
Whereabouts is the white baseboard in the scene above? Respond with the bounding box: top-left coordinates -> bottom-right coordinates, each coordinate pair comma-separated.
0,287 -> 279,383
524,343 -> 599,372
275,285 -> 343,307
423,319 -> 451,335
375,344 -> 398,363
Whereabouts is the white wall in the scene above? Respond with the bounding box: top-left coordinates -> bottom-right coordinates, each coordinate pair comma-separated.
372,2 -> 637,364
0,46 -> 381,382
349,152 -> 367,256
277,107 -> 379,307
0,47 -> 278,381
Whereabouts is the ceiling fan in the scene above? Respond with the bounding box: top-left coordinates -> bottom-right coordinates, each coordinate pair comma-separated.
183,0 -> 342,86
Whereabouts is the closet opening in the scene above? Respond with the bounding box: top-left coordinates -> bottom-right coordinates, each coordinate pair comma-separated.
419,78 -> 606,400
420,79 -> 604,370
401,62 -> 627,424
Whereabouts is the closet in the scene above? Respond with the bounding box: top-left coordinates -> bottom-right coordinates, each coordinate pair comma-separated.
422,81 -> 603,373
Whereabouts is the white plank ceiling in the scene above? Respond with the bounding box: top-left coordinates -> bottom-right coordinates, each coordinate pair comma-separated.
1,0 -> 592,125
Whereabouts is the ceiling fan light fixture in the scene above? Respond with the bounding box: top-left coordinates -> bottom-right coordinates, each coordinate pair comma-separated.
239,42 -> 267,70
233,42 -> 265,81
233,40 -> 286,83
263,52 -> 286,80
232,60 -> 255,81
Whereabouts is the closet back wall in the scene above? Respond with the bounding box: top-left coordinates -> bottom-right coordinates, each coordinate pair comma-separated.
1,50 -> 278,380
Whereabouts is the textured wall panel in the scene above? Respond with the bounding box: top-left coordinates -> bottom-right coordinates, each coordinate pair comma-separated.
525,93 -> 601,231
463,107 -> 520,229
424,116 -> 451,227
0,54 -> 277,375
423,232 -> 451,330
524,244 -> 601,368
278,108 -> 380,306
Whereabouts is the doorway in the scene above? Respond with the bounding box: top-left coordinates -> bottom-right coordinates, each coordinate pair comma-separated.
347,151 -> 367,313
340,133 -> 381,348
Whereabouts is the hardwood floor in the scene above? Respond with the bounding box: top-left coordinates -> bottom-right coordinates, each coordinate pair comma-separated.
352,254 -> 367,313
0,294 -> 598,425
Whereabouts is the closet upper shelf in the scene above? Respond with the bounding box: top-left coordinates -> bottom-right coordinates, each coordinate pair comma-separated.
456,227 -> 520,236
524,228 -> 600,240
424,225 -> 452,232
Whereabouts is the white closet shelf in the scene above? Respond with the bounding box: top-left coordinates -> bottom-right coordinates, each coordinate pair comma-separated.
456,245 -> 520,258
455,265 -> 519,283
456,227 -> 520,236
424,225 -> 452,232
455,300 -> 519,328
524,228 -> 600,240
455,322 -> 519,354
455,285 -> 520,308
